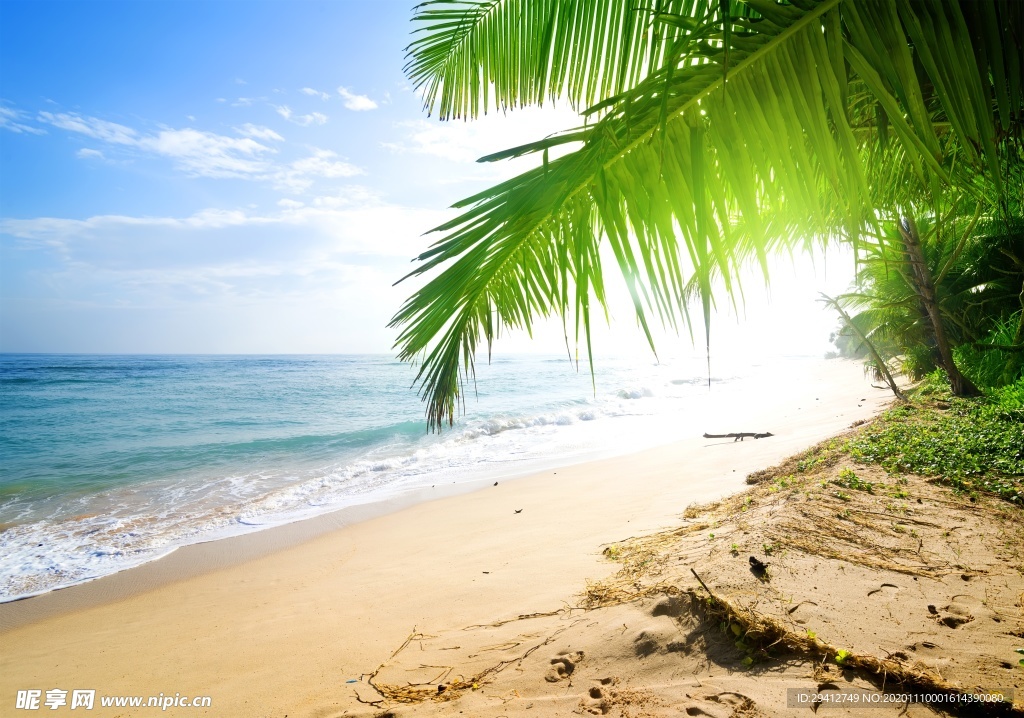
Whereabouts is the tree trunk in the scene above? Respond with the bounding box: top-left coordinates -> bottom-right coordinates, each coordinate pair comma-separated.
822,294 -> 906,401
897,215 -> 981,397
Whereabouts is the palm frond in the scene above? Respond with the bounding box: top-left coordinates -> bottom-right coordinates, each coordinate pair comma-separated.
406,0 -> 746,119
396,0 -> 1024,429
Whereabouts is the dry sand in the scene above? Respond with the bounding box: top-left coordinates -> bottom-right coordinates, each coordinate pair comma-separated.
2,359 -> 1018,716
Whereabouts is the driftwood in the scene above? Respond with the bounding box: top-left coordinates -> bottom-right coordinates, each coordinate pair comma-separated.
703,432 -> 774,442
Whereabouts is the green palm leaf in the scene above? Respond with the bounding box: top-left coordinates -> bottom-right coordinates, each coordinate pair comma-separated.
395,0 -> 1024,429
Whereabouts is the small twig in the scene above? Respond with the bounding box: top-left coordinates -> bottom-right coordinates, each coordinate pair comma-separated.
690,567 -> 715,599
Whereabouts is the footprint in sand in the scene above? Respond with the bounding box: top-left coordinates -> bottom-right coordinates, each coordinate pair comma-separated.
683,692 -> 756,718
580,679 -> 615,715
927,594 -> 979,628
632,620 -> 688,657
928,603 -> 974,628
545,650 -> 584,682
868,583 -> 899,598
633,630 -> 661,657
651,595 -> 686,618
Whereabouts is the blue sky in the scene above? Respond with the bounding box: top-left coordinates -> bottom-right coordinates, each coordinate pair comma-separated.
0,0 -> 851,356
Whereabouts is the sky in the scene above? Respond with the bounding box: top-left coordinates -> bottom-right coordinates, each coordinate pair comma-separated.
0,0 -> 854,358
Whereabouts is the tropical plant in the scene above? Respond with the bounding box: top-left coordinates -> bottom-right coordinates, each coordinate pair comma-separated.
819,292 -> 905,399
835,215 -> 1024,389
392,0 -> 1024,429
956,312 -> 1024,388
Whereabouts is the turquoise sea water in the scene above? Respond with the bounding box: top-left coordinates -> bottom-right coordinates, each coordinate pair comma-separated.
0,353 -> 807,601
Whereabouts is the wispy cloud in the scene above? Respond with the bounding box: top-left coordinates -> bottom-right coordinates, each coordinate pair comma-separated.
274,105 -> 329,126
2,208 -> 259,241
1,200 -> 444,264
273,149 -> 362,192
235,123 -> 284,141
36,111 -> 357,190
0,181 -> 460,352
39,111 -> 137,144
300,87 -> 330,101
146,128 -> 274,177
337,87 -> 377,111
39,111 -> 275,178
0,106 -> 46,135
76,148 -> 105,160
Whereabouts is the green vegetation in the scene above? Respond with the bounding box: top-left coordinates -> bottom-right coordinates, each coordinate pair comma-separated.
602,544 -> 621,560
830,220 -> 1023,394
848,375 -> 1024,504
392,0 -> 1023,429
749,373 -> 1023,505
833,467 -> 873,493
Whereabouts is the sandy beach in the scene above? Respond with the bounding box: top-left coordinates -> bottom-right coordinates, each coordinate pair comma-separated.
3,359 -> 1018,716
5,0 -> 1023,715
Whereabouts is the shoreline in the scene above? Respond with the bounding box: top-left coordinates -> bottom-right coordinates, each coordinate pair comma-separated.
0,353 -> 817,606
0,359 -> 897,715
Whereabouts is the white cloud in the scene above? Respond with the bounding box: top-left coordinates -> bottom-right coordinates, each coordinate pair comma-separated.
1,201 -> 447,267
34,110 -> 363,191
1,208 -> 260,240
274,105 -> 328,126
337,87 -> 378,111
35,111 -> 297,179
289,149 -> 358,178
141,128 -> 273,177
39,111 -> 137,144
235,123 -> 284,141
0,106 -> 46,135
273,149 -> 362,192
300,87 -> 330,101
76,148 -> 105,160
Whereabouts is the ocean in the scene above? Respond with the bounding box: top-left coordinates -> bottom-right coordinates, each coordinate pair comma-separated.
0,352 -> 810,601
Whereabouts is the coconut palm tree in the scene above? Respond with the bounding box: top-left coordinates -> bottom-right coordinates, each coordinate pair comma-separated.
836,213 -> 1024,387
391,0 -> 1023,429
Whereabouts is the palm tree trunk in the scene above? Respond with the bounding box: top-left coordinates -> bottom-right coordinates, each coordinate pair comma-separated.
897,215 -> 981,397
821,294 -> 905,401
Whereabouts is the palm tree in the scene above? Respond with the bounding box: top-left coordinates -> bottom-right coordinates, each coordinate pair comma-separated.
836,214 -> 1024,387
391,0 -> 1023,429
